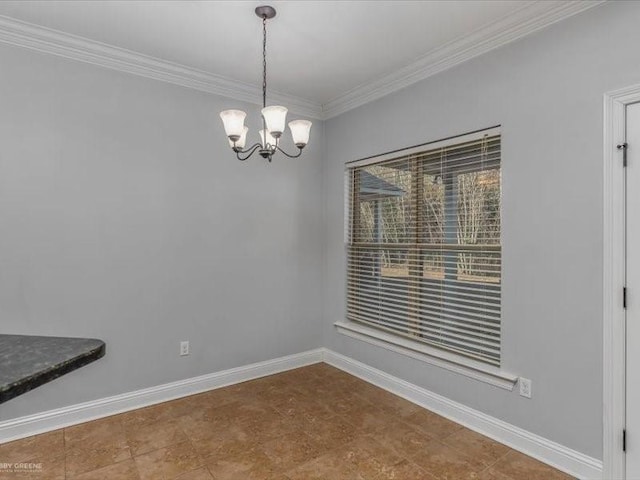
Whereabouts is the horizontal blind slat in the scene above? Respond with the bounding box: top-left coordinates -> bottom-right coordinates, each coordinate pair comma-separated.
348,317 -> 500,366
346,288 -> 501,319
347,296 -> 500,331
346,311 -> 501,351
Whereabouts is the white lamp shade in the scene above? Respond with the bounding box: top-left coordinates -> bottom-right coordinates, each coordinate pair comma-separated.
220,109 -> 247,139
289,119 -> 312,147
261,106 -> 288,135
228,126 -> 248,149
259,129 -> 277,149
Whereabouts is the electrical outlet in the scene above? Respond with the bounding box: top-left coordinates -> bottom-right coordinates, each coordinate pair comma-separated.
519,377 -> 532,398
180,341 -> 190,356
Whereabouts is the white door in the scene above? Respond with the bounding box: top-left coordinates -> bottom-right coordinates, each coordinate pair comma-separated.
627,102 -> 640,479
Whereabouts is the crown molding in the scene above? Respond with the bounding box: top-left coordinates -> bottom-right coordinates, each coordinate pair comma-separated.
0,15 -> 324,119
320,0 -> 607,119
0,1 -> 606,121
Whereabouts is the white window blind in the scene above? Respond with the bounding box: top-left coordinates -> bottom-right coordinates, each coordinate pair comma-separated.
345,128 -> 502,366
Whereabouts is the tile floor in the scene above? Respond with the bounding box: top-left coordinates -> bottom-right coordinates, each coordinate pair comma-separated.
0,363 -> 574,479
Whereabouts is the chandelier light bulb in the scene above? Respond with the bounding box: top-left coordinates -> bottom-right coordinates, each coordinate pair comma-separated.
219,110 -> 247,140
261,106 -> 288,137
259,129 -> 277,150
288,120 -> 312,148
228,126 -> 249,150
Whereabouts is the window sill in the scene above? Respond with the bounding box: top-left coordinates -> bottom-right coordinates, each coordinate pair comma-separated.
334,321 -> 518,390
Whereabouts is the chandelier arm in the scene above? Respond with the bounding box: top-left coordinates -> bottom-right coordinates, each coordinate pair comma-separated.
275,145 -> 303,159
234,143 -> 262,161
235,142 -> 262,154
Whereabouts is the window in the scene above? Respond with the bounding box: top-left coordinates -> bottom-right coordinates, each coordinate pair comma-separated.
345,128 -> 501,366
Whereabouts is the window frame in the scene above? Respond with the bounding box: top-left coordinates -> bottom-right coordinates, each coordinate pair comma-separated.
338,126 -> 517,389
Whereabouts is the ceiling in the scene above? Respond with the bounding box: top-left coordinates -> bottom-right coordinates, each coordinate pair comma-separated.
0,1 -> 603,118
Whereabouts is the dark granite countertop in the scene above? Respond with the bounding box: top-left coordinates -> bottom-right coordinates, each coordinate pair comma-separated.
0,334 -> 105,404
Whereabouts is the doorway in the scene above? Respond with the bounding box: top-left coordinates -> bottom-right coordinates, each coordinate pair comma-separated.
626,102 -> 640,479
604,85 -> 640,480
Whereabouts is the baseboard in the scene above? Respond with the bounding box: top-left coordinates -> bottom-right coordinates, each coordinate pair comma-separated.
322,348 -> 603,480
0,348 -> 324,444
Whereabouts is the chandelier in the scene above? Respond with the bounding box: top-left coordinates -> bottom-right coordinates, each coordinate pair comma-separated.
219,6 -> 312,162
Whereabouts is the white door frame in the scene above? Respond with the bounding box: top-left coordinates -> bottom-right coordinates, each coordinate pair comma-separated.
604,84 -> 640,480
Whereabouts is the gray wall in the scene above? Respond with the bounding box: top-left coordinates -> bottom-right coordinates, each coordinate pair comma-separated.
0,43 -> 324,420
323,1 -> 640,461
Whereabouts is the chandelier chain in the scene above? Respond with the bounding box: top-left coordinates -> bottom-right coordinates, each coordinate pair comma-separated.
262,16 -> 267,109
